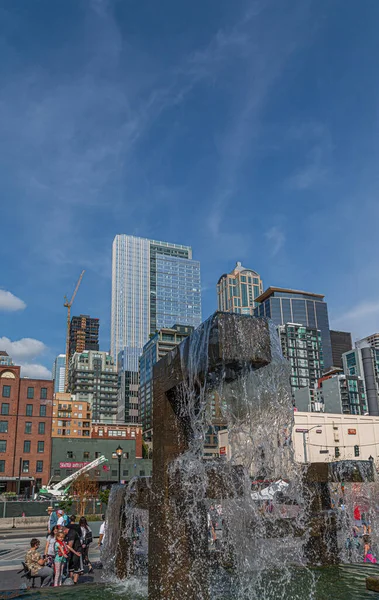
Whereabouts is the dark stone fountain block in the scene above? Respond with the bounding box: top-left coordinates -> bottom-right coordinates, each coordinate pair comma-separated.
305,460 -> 375,483
154,312 -> 273,395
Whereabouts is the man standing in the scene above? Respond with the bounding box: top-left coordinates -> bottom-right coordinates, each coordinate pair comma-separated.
63,525 -> 82,584
46,506 -> 57,535
25,538 -> 54,587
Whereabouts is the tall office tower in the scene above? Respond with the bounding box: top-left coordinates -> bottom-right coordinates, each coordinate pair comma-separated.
111,235 -> 202,361
343,344 -> 379,416
139,324 -> 194,443
330,330 -> 352,368
52,354 -> 66,393
69,315 -> 99,359
255,287 -> 333,370
217,262 -> 263,315
278,323 -> 323,399
68,350 -> 118,423
111,235 -> 201,422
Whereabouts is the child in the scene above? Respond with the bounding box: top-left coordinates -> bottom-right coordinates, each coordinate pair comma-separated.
54,530 -> 80,587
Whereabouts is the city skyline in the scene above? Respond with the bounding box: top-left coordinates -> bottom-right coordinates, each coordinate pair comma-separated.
1,1 -> 379,375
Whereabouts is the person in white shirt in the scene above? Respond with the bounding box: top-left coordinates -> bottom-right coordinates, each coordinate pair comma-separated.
56,509 -> 65,526
98,514 -> 106,547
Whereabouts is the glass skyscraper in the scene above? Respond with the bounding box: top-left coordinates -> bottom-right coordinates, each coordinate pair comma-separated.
52,354 -> 66,393
111,235 -> 202,421
255,287 -> 333,370
111,235 -> 201,361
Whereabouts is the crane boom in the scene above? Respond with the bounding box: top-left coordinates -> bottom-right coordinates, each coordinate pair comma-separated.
52,455 -> 107,492
64,270 -> 85,391
39,456 -> 108,498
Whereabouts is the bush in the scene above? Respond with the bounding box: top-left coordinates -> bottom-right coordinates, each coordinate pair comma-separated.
98,489 -> 110,506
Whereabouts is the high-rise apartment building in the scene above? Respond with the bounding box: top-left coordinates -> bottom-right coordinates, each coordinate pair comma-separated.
330,330 -> 352,368
117,350 -> 139,424
68,351 -> 118,423
255,287 -> 333,370
217,262 -> 263,315
278,323 -> 323,398
358,333 -> 379,350
111,235 -> 202,362
139,324 -> 194,443
316,374 -> 367,415
52,354 -> 66,393
69,315 -> 99,359
343,344 -> 379,416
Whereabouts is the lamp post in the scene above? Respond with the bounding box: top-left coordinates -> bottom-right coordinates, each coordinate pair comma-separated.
116,445 -> 123,484
299,425 -> 322,464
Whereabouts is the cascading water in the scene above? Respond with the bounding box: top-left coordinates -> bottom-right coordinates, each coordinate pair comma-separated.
102,313 -> 378,600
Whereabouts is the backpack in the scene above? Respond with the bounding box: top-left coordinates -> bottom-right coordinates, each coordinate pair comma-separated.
85,530 -> 93,545
49,511 -> 58,529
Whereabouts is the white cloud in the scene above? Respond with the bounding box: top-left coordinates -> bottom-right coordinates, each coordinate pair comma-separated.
0,337 -> 46,361
0,289 -> 26,311
331,301 -> 379,341
265,226 -> 286,256
0,337 -> 51,380
20,363 -> 52,379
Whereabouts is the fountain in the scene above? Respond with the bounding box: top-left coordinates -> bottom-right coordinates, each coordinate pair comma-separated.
103,312 -> 378,600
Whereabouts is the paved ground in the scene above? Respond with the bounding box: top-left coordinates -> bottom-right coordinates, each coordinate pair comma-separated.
0,529 -> 102,593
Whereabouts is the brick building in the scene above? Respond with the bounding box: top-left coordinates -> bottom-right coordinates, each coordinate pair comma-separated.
52,392 -> 92,438
91,423 -> 143,458
0,365 -> 53,493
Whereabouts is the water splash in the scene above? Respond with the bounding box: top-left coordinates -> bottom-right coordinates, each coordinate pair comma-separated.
104,313 -> 378,599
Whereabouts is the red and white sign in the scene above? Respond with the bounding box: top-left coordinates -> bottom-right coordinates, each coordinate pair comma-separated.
295,428 -> 309,433
348,429 -> 357,435
59,462 -> 89,469
219,447 -> 227,456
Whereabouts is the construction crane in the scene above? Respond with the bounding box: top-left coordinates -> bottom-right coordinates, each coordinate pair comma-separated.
38,455 -> 108,499
64,270 -> 85,391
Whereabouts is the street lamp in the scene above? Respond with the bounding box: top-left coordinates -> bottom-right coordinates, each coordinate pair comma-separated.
296,425 -> 322,464
116,445 -> 123,484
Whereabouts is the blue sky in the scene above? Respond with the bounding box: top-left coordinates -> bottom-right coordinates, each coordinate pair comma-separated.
1,0 -> 379,377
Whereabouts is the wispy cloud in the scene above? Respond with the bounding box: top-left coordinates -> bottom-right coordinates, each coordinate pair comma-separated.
286,122 -> 332,190
265,226 -> 286,256
0,290 -> 26,311
331,301 -> 379,341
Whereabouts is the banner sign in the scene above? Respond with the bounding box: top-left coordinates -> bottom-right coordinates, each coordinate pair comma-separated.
59,462 -> 89,469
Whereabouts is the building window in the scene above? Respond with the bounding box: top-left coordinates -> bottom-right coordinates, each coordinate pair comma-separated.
83,452 -> 90,459
38,422 -> 45,435
123,469 -> 129,476
95,452 -> 101,458
0,421 -> 8,433
36,460 -> 43,473
40,388 -> 47,400
54,469 -> 60,476
22,460 -> 29,473
37,441 -> 44,453
354,445 -> 360,457
2,385 -> 11,398
1,403 -> 9,415
26,405 -> 33,417
27,387 -> 34,399
139,470 -> 145,476
111,469 -> 117,477
0,460 -> 4,472
335,447 -> 340,458
40,405 -> 46,417
25,422 -> 32,434
24,440 -> 31,453
67,451 -> 73,459
0,441 -> 6,453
